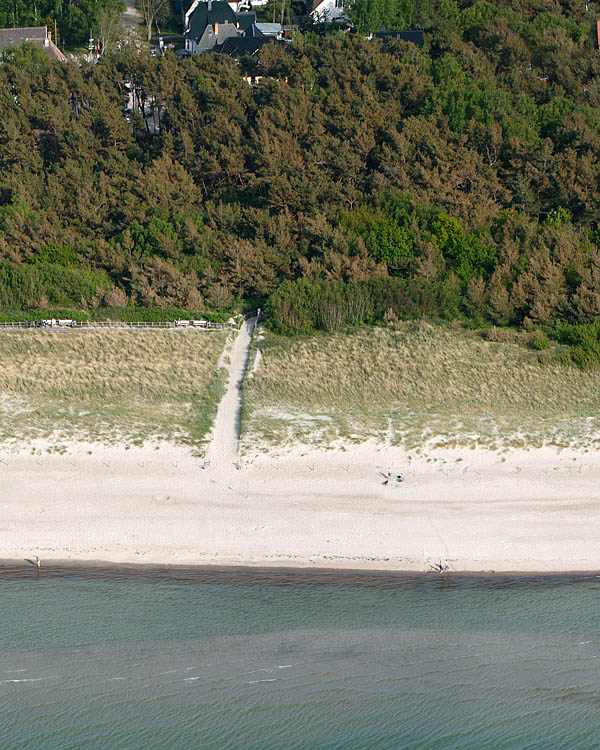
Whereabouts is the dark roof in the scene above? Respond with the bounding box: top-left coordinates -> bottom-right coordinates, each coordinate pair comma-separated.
196,21 -> 238,52
242,23 -> 265,38
0,26 -> 66,60
0,26 -> 47,49
182,0 -> 195,15
217,36 -> 280,56
187,2 -> 236,39
235,11 -> 256,31
34,38 -> 67,61
373,29 -> 425,46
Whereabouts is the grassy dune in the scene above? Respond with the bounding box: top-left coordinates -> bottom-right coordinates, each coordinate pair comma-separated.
242,322 -> 600,451
0,330 -> 229,450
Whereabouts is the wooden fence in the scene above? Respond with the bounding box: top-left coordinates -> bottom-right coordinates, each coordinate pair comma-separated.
0,311 -> 260,331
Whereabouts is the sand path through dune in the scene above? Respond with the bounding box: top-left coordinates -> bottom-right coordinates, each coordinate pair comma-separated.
206,317 -> 256,476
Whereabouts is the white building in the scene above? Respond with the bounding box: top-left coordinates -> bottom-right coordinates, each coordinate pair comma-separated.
309,0 -> 347,24
184,0 -> 267,27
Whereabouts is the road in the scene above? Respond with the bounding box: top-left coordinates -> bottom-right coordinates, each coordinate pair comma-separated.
121,0 -> 143,41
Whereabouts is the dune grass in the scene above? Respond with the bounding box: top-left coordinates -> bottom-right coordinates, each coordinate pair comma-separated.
241,322 -> 600,451
0,330 -> 229,451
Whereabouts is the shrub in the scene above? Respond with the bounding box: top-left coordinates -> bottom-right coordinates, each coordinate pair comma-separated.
528,330 -> 551,350
266,276 -> 468,334
0,260 -> 112,308
28,243 -> 80,267
551,319 -> 600,368
487,325 -> 507,342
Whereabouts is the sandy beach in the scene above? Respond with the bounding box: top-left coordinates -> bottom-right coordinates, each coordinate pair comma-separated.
0,438 -> 598,573
2,320 -> 599,574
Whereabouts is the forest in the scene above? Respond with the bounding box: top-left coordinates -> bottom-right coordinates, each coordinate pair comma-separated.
3,0 -> 600,361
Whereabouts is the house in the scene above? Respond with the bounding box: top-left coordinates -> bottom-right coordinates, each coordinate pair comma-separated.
239,22 -> 281,39
372,28 -> 425,47
0,26 -> 66,61
228,0 -> 268,10
217,24 -> 284,55
241,23 -> 264,38
255,23 -> 282,37
184,0 -> 257,53
242,73 -> 264,86
217,31 -> 282,56
309,0 -> 348,25
184,0 -> 282,55
182,0 -> 265,29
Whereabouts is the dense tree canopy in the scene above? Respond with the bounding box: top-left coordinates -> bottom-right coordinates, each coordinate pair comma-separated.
3,0 -> 600,341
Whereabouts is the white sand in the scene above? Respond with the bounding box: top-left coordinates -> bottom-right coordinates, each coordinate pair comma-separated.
0,439 -> 598,572
1,319 -> 599,573
206,316 -> 254,472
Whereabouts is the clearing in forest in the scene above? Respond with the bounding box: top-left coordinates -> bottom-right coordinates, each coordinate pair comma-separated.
241,322 -> 600,451
0,330 -> 228,450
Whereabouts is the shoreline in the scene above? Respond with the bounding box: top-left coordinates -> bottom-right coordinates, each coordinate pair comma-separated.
0,559 -> 598,582
2,438 -> 600,575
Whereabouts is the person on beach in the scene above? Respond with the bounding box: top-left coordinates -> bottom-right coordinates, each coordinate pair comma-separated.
444,559 -> 449,572
383,471 -> 404,485
35,556 -> 41,572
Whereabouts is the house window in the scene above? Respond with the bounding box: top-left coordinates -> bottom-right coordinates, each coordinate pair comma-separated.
335,0 -> 343,7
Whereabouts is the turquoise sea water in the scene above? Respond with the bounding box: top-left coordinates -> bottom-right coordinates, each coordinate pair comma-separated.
2,567 -> 600,749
